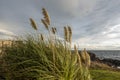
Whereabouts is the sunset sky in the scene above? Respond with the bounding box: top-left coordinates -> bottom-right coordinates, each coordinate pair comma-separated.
0,0 -> 120,50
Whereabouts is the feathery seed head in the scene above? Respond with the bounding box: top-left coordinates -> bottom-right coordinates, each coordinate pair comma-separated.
74,45 -> 77,52
84,48 -> 91,67
64,26 -> 68,42
41,19 -> 49,30
68,26 -> 72,35
80,50 -> 86,65
42,8 -> 50,25
52,27 -> 56,34
29,18 -> 38,30
80,49 -> 91,67
68,26 -> 72,44
74,45 -> 82,67
40,34 -> 44,41
54,27 -> 57,33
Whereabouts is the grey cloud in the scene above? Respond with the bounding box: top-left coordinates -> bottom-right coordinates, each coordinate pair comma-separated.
0,29 -> 15,39
73,0 -> 120,39
0,0 -> 43,34
0,0 -> 120,49
39,0 -> 98,23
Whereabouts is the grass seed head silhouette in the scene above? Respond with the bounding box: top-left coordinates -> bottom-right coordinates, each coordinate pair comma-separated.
84,48 -> 91,67
64,26 -> 68,42
52,27 -> 56,34
42,8 -> 50,25
68,26 -> 72,44
41,19 -> 49,30
29,18 -> 38,30
40,34 -> 44,41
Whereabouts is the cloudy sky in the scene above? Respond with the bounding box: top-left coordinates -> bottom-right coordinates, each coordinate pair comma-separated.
0,0 -> 120,50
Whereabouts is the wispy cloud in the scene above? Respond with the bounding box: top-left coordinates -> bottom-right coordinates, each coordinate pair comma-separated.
0,29 -> 15,39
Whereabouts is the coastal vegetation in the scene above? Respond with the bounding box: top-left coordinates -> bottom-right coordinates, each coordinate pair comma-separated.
0,8 -> 91,80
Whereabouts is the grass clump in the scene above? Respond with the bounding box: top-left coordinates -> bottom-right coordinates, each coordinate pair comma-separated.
1,8 -> 91,80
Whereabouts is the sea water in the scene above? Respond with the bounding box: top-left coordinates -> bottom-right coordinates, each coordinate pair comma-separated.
89,50 -> 120,60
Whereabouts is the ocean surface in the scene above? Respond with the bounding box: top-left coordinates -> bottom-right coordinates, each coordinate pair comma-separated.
88,50 -> 120,60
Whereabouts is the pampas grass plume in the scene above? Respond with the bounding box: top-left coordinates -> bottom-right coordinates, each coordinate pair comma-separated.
68,26 -> 72,44
42,8 -> 50,25
64,26 -> 68,42
84,48 -> 91,67
41,19 -> 49,30
74,45 -> 82,67
29,18 -> 38,30
52,27 -> 56,34
40,34 -> 44,41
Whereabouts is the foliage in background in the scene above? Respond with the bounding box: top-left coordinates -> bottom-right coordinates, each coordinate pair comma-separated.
0,8 -> 91,80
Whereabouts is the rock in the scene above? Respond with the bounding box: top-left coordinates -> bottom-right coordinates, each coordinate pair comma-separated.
101,58 -> 120,67
87,51 -> 120,68
87,51 -> 96,61
87,51 -> 101,62
75,50 -> 120,68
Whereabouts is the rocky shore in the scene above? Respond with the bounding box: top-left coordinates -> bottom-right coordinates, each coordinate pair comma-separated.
87,51 -> 120,68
